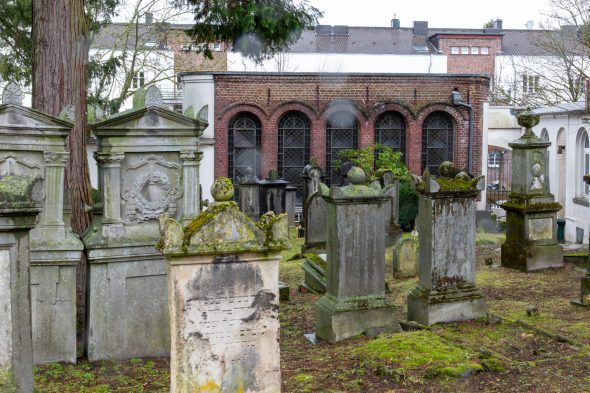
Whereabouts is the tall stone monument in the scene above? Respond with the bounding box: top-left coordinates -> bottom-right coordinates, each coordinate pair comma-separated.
157,177 -> 290,393
379,169 -> 402,246
407,162 -> 487,325
0,168 -> 42,392
82,89 -> 206,360
0,83 -> 84,364
572,174 -> 590,306
315,167 -> 398,342
501,109 -> 562,271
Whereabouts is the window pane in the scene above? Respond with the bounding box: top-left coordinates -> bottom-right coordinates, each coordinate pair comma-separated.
422,112 -> 454,175
326,111 -> 358,186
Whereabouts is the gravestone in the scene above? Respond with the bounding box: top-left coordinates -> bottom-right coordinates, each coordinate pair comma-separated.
258,170 -> 289,217
407,162 -> 487,325
301,160 -> 323,205
157,177 -> 290,393
379,169 -> 402,246
285,185 -> 298,227
393,235 -> 419,278
302,189 -> 328,253
82,88 -> 206,360
572,175 -> 590,306
0,169 -> 42,392
501,108 -> 563,271
237,167 -> 259,221
315,167 -> 398,342
0,83 -> 84,364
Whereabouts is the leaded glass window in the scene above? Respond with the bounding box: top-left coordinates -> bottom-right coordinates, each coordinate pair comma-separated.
278,112 -> 310,203
326,111 -> 358,186
228,113 -> 261,182
375,112 -> 406,159
422,112 -> 454,175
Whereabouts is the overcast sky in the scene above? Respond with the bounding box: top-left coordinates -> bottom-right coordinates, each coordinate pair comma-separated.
316,0 -> 551,29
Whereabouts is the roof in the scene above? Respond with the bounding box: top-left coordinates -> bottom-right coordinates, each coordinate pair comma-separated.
534,101 -> 586,115
92,23 -> 566,57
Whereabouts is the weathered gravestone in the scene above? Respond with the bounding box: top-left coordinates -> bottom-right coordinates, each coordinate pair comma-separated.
501,108 -> 562,271
315,167 -> 398,342
378,169 -> 402,246
407,162 -> 487,325
82,89 -> 206,360
157,177 -> 290,393
572,174 -> 590,306
301,162 -> 328,254
0,168 -> 42,392
392,235 -> 419,278
0,83 -> 84,364
237,167 -> 259,221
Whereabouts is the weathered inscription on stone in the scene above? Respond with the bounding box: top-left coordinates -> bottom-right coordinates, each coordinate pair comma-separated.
528,218 -> 553,240
184,263 -> 267,360
0,249 -> 13,377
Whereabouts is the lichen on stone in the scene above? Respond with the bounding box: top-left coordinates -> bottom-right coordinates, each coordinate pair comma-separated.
183,201 -> 236,249
0,174 -> 41,208
257,211 -> 291,250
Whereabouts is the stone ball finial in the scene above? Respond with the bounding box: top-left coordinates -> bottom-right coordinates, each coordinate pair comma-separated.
439,161 -> 457,178
2,82 -> 23,105
347,166 -> 366,185
517,107 -> 540,136
211,177 -> 234,202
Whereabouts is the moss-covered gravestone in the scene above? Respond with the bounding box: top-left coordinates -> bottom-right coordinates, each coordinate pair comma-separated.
157,177 -> 290,393
407,162 -> 487,325
0,173 -> 42,393
572,175 -> 590,306
315,167 -> 398,342
0,83 -> 84,364
82,89 -> 206,361
501,109 -> 563,271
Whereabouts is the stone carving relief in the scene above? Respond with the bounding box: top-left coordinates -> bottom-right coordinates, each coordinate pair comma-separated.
145,85 -> 163,107
530,151 -> 545,191
1,82 -> 23,105
122,155 -> 181,223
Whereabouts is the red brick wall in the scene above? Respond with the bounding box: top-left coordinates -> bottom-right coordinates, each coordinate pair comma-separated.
436,35 -> 502,76
211,73 -> 489,179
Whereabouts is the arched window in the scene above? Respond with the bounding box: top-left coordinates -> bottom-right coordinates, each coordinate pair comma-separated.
278,112 -> 310,202
579,129 -> 590,196
228,113 -> 261,182
540,128 -> 549,141
326,111 -> 358,186
422,112 -> 454,175
375,112 -> 406,159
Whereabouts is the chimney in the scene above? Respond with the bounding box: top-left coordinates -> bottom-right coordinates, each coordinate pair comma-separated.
493,19 -> 503,30
145,12 -> 153,24
391,13 -> 400,29
413,21 -> 428,36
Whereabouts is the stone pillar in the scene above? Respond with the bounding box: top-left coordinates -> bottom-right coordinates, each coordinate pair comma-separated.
285,185 -> 297,227
0,86 -> 84,365
379,169 -> 402,246
180,150 -> 203,225
572,174 -> 590,306
157,177 -> 290,393
95,152 -> 125,235
315,167 -> 398,342
0,174 -> 41,393
407,162 -> 487,325
501,109 -> 563,271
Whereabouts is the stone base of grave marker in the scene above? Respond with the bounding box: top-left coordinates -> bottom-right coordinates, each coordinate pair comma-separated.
316,294 -> 398,342
572,275 -> 590,307
407,285 -> 487,326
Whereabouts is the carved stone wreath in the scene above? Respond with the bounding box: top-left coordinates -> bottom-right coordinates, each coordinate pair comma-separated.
124,171 -> 179,223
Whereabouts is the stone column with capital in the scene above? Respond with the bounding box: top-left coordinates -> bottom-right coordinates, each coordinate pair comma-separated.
500,108 -> 563,272
180,150 -> 203,225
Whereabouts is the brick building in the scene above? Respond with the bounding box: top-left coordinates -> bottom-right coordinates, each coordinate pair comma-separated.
183,72 -> 489,201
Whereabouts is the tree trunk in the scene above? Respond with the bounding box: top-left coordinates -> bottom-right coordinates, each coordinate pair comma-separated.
32,0 -> 93,351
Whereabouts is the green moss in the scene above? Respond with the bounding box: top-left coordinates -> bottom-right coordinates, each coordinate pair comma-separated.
436,177 -> 476,191
564,252 -> 588,257
0,175 -> 40,207
304,253 -> 327,271
480,358 -> 505,373
182,202 -> 236,249
429,363 -> 483,378
354,330 -> 481,377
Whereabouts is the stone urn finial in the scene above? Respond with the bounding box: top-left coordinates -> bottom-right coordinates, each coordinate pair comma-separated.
347,166 -> 366,185
210,177 -> 234,202
517,107 -> 540,137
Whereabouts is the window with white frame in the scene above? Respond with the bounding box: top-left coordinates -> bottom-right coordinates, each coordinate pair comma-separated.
480,47 -> 489,54
451,46 -> 459,54
585,132 -> 590,195
523,75 -> 540,93
132,71 -> 145,89
213,43 -> 222,51
488,151 -> 501,167
578,130 -> 590,197
471,47 -> 479,54
461,47 -> 469,54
